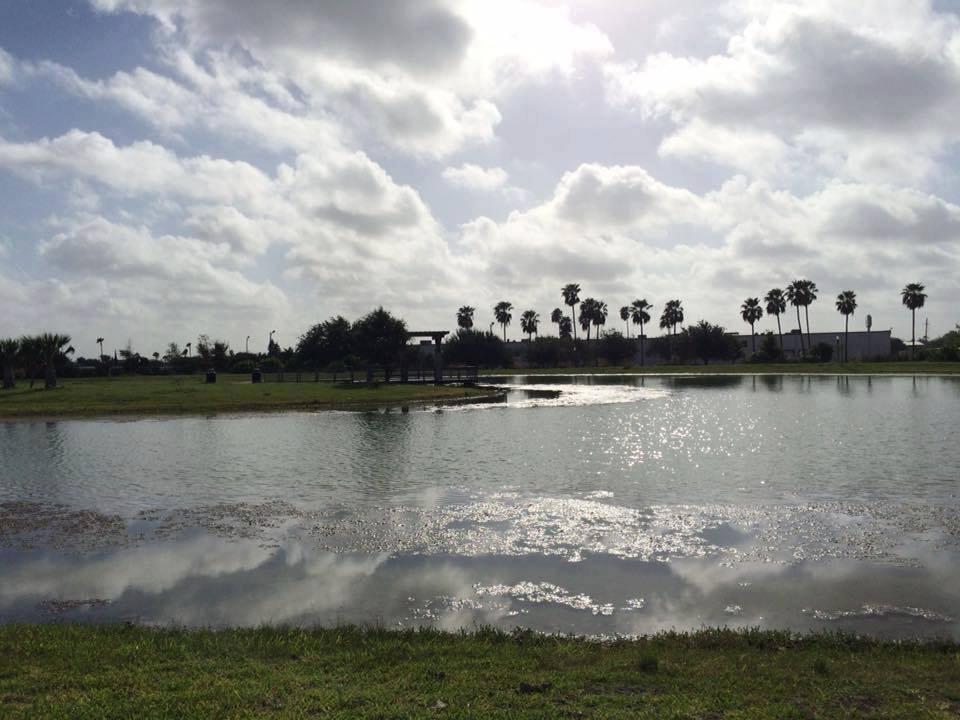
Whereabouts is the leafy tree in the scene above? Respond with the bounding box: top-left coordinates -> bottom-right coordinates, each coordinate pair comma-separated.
561,283 -> 581,340
443,328 -> 509,368
901,282 -> 927,359
630,299 -> 652,366
764,288 -> 786,356
600,330 -> 634,366
352,307 -> 409,381
296,316 -> 353,369
196,335 -> 231,371
558,316 -> 573,339
740,297 -> 763,355
0,338 -> 19,389
37,333 -> 72,389
456,306 -> 475,330
164,343 -> 182,362
684,321 -> 740,365
493,301 -> 513,341
835,290 -> 857,362
519,310 -> 540,340
754,331 -> 783,363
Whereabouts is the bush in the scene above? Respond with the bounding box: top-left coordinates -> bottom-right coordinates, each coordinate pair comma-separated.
231,359 -> 256,374
599,331 -> 635,366
526,337 -> 563,368
443,329 -> 510,368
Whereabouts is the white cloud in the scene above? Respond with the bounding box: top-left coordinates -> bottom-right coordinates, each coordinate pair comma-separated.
442,163 -> 509,191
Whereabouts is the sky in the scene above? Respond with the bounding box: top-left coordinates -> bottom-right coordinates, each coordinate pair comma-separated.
1,0 -> 958,356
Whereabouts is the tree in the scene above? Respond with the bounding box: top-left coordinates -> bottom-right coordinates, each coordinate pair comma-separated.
630,299 -> 652,366
550,308 -> 563,336
835,290 -> 857,363
165,343 -> 182,362
493,301 -> 513,341
558,316 -> 573,339
296,316 -> 353,369
96,337 -> 105,361
740,297 -> 763,355
443,328 -> 508,368
591,300 -> 608,338
579,298 -> 597,340
619,306 -> 631,337
37,333 -> 71,389
185,342 -> 192,357
561,283 -> 581,340
659,299 -> 684,358
685,321 -> 740,365
352,307 -> 409,381
785,281 -> 808,355
519,310 -> 540,340
0,338 -> 19,389
456,306 -> 475,330
600,330 -> 634,366
764,288 -> 786,356
901,282 -> 927,359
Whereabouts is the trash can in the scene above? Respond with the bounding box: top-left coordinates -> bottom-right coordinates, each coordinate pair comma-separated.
205,368 -> 217,384
251,368 -> 262,384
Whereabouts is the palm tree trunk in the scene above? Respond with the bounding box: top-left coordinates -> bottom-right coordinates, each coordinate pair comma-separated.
804,306 -> 812,351
640,322 -> 645,366
2,367 -> 14,390
776,315 -> 783,357
795,307 -> 805,354
911,309 -> 916,360
751,323 -> 756,355
44,362 -> 57,389
571,305 -> 577,341
844,315 -> 849,363
502,325 -> 506,342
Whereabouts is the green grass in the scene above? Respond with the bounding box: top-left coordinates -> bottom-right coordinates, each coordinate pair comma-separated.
2,625 -> 959,718
481,361 -> 960,376
0,375 -> 491,419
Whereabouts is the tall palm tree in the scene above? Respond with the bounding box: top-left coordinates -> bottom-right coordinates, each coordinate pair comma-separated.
592,300 -> 608,338
561,283 -> 581,340
579,298 -> 597,340
785,281 -> 807,355
901,282 -> 927,359
0,338 -> 19,389
764,288 -> 786,355
799,280 -> 818,349
38,333 -> 71,389
456,306 -> 475,330
520,310 -> 540,340
493,301 -> 513,341
550,308 -> 563,336
740,297 -> 763,355
96,337 -> 105,360
619,306 -> 631,337
659,300 -> 683,359
630,299 -> 652,366
835,290 -> 857,363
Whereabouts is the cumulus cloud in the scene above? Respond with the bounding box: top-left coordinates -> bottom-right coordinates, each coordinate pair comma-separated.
442,163 -> 509,191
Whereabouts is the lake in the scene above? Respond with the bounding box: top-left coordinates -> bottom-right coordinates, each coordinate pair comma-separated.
1,374 -> 958,638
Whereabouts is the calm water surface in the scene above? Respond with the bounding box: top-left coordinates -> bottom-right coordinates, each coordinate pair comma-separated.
1,375 -> 958,638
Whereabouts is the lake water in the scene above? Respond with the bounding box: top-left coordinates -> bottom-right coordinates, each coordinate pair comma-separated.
1,374 -> 958,638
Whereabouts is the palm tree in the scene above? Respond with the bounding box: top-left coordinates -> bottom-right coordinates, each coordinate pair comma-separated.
561,283 -> 581,340
799,280 -> 818,349
764,289 -> 786,355
835,290 -> 857,363
592,300 -> 608,337
38,333 -> 71,389
96,337 -> 104,360
901,283 -> 927,359
558,316 -> 573,339
550,308 -> 563,336
785,281 -> 807,355
456,306 -> 475,330
578,298 -> 597,340
0,338 -> 19,389
520,310 -> 540,340
630,299 -> 652,366
659,300 -> 684,359
740,298 -> 763,355
493,301 -> 513,341
619,306 -> 631,337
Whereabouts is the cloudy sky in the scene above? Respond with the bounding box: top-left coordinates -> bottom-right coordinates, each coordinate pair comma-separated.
1,0 -> 958,355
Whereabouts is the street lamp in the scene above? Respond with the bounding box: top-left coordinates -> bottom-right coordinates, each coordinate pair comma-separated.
245,335 -> 250,354
489,322 -> 495,336
268,330 -> 276,355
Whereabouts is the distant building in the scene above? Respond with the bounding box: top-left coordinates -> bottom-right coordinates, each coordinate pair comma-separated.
735,329 -> 892,361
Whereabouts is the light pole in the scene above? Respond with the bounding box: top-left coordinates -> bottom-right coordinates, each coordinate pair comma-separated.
245,336 -> 250,354
268,330 -> 276,356
489,322 -> 494,336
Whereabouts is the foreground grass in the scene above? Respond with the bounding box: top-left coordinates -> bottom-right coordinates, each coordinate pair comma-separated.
1,625 -> 959,719
482,361 -> 960,376
0,375 -> 489,419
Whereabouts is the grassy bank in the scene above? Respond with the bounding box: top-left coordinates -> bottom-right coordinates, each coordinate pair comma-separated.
2,625 -> 958,718
482,361 -> 960,376
0,375 -> 490,419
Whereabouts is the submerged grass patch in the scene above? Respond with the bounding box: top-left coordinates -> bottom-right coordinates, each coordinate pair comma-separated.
2,625 -> 959,718
0,374 -> 490,418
